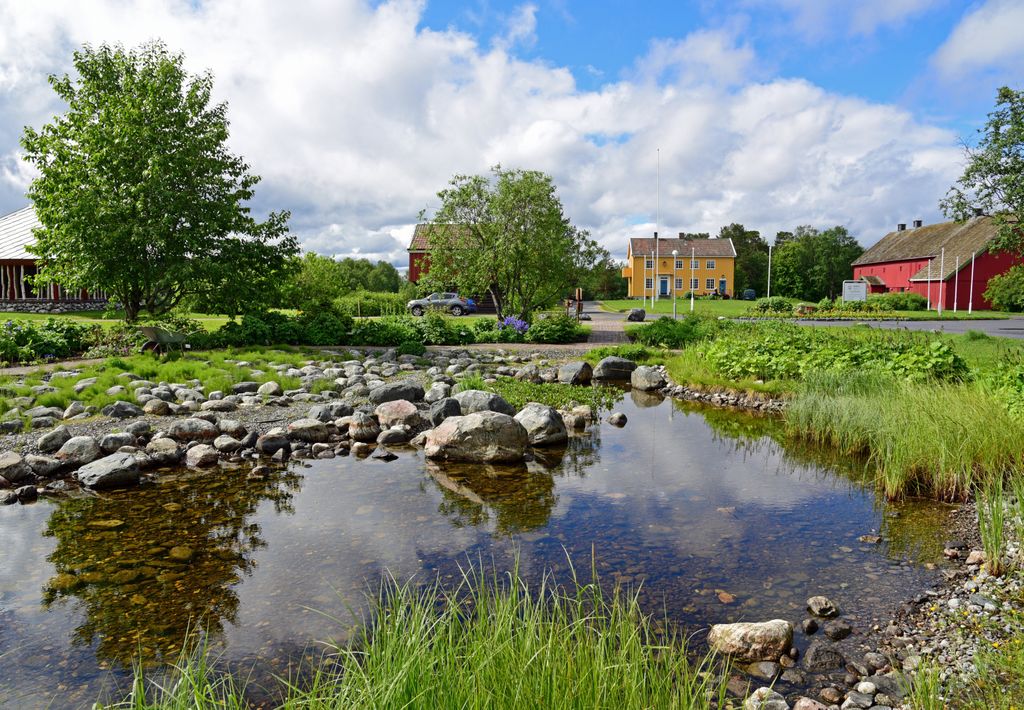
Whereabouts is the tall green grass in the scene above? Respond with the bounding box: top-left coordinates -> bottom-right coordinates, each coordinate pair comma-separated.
786,370 -> 1024,501
979,478 -> 1009,576
104,564 -> 728,710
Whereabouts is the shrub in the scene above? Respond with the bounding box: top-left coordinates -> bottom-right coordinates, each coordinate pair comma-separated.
350,316 -> 420,346
296,309 -> 353,345
627,315 -> 726,349
397,340 -> 426,356
334,291 -> 409,317
525,313 -> 588,343
869,291 -> 927,311
746,296 -> 793,315
984,265 -> 1024,312
413,311 -> 474,345
0,318 -> 100,364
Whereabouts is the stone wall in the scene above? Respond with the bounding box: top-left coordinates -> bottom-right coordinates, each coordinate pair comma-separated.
0,299 -> 108,314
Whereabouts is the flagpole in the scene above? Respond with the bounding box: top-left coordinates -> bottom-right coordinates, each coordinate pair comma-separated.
968,251 -> 976,314
938,248 -> 945,315
953,255 -> 960,312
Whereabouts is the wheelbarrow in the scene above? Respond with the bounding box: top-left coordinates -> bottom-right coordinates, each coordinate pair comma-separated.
139,326 -> 187,354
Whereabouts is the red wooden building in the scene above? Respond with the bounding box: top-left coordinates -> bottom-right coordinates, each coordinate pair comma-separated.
851,216 -> 1020,311
407,223 -> 433,284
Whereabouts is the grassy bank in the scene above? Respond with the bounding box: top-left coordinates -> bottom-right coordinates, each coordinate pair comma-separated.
102,566 -> 728,709
0,348 -> 323,416
785,370 -> 1024,501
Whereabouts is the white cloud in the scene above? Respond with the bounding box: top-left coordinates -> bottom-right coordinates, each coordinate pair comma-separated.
933,0 -> 1024,78
746,0 -> 942,41
495,3 -> 538,50
0,0 -> 963,266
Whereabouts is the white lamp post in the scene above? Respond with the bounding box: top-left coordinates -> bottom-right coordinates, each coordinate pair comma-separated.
672,249 -> 679,319
690,246 -> 695,313
767,244 -> 773,299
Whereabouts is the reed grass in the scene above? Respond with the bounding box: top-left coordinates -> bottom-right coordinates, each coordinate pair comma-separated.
904,660 -> 946,710
104,563 -> 728,710
786,370 -> 1024,501
978,478 -> 1008,576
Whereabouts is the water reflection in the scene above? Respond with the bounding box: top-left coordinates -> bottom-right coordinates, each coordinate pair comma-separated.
0,391 -> 958,708
41,466 -> 301,667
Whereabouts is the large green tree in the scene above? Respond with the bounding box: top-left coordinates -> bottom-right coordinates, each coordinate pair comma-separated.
771,225 -> 864,300
718,223 -> 769,296
941,86 -> 1024,253
21,41 -> 297,321
421,166 -> 600,319
281,253 -> 405,310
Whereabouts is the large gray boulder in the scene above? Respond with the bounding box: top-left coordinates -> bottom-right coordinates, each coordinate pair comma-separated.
56,436 -> 101,467
424,411 -> 528,463
213,434 -> 243,453
99,432 -> 135,454
168,418 -> 219,443
802,640 -> 845,671
0,451 -> 33,484
257,380 -> 283,396
626,308 -> 645,322
368,380 -> 424,405
143,398 -> 172,416
424,382 -> 451,403
76,452 -> 140,489
743,687 -> 789,710
593,356 -> 638,380
429,397 -> 462,426
630,366 -> 666,391
37,425 -> 72,453
707,620 -> 793,661
514,403 -> 568,446
375,400 -> 424,429
454,390 -> 515,416
145,437 -> 182,465
286,418 -> 330,443
256,429 -> 291,456
557,361 -> 593,386
345,412 -> 381,442
185,444 -> 220,467
101,401 -> 144,419
26,455 -> 61,477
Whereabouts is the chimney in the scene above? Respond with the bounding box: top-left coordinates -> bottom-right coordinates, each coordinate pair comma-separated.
913,219 -> 923,228
974,207 -> 984,217
653,231 -> 658,239
897,223 -> 906,232
678,232 -> 684,238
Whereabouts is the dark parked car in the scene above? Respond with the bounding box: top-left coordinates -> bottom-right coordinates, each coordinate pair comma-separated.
407,292 -> 471,316
742,289 -> 756,301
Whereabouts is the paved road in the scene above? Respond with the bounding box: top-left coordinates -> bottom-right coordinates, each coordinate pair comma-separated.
793,318 -> 1024,339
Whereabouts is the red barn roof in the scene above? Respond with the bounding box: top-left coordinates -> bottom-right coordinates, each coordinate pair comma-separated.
852,216 -> 1002,281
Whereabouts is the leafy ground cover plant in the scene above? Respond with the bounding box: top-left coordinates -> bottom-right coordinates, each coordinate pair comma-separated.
626,314 -> 727,349
704,323 -> 968,383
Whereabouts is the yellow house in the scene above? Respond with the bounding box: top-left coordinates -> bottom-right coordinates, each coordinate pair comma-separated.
621,234 -> 737,299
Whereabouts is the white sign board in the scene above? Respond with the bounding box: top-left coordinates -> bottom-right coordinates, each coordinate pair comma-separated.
842,280 -> 868,302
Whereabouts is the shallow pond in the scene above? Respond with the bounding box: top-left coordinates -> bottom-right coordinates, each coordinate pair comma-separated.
0,390 -> 950,707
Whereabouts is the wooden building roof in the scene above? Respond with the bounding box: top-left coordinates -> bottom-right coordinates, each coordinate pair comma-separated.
852,216 -> 1001,281
0,205 -> 39,261
627,236 -> 736,258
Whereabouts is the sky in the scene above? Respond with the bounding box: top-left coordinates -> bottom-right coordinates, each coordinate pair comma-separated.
0,0 -> 1022,267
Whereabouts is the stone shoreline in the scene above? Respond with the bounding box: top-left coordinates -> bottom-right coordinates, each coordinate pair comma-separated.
1,349 -> 1013,709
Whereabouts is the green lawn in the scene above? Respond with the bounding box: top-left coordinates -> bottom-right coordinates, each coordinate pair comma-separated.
0,310 -> 254,331
598,298 -> 751,317
597,298 -> 1017,320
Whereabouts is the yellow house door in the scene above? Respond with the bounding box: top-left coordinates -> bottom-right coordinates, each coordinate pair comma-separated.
659,276 -> 669,297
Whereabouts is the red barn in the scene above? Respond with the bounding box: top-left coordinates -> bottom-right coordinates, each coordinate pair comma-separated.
851,216 -> 1021,311
407,224 -> 432,284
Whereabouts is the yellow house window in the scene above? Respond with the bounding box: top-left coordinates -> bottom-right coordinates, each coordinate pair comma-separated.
675,278 -> 683,289
705,278 -> 715,290
645,258 -> 653,268
675,259 -> 683,269
690,258 -> 699,269
645,278 -> 653,289
690,277 -> 699,289
706,259 -> 716,269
